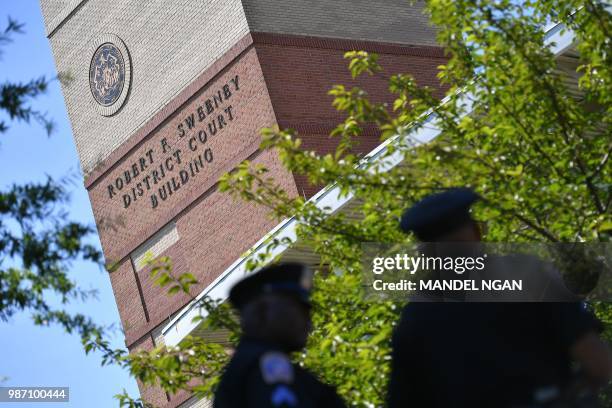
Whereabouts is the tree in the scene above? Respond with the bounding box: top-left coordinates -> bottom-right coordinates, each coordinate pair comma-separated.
0,18 -> 106,358
84,0 -> 611,406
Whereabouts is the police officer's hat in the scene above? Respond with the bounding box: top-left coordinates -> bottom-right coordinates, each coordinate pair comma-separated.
229,262 -> 314,310
400,188 -> 480,241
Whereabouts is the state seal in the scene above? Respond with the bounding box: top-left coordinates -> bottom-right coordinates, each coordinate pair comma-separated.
88,34 -> 131,116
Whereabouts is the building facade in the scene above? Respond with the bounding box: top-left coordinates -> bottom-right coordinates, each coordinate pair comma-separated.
39,1 -> 445,406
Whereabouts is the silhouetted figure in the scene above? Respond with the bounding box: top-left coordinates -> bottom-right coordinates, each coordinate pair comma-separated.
388,188 -> 611,408
214,262 -> 345,408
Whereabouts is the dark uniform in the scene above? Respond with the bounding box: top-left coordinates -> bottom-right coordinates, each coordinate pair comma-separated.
214,263 -> 346,408
214,338 -> 345,408
388,302 -> 601,407
389,188 -> 603,408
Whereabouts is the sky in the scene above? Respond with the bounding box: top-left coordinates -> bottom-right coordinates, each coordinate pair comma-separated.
0,1 -> 140,406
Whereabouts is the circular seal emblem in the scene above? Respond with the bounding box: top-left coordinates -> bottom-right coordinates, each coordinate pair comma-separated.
88,34 -> 131,116
90,43 -> 125,106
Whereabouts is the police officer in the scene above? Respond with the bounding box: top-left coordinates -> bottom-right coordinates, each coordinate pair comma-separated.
388,188 -> 612,408
214,262 -> 346,408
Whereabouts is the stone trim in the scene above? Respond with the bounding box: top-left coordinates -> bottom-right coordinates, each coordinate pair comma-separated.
131,222 -> 180,272
251,31 -> 445,57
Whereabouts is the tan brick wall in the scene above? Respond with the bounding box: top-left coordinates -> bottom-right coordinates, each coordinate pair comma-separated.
38,0 -> 75,32
43,0 -> 250,176
243,0 -> 437,45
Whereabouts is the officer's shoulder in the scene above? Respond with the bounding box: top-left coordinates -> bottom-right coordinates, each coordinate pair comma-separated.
399,301 -> 444,321
217,341 -> 268,387
394,302 -> 461,337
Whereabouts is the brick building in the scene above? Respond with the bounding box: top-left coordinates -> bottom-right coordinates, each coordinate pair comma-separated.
38,1 -> 445,406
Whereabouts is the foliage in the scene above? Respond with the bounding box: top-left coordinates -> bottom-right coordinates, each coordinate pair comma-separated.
218,2 -> 610,404
0,180 -> 102,318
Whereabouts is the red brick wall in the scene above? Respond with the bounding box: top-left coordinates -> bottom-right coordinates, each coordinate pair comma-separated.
87,32 -> 445,408
92,45 -> 300,348
108,260 -> 148,336
254,34 -> 446,197
126,148 -> 297,346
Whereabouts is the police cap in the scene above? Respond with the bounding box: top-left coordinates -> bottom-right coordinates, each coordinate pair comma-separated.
400,188 -> 480,241
229,262 -> 313,310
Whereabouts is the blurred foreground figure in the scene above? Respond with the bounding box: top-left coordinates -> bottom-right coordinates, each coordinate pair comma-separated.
214,262 -> 345,408
388,188 -> 611,408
